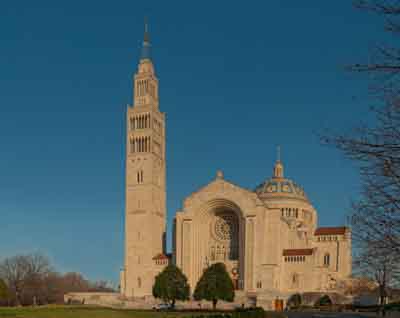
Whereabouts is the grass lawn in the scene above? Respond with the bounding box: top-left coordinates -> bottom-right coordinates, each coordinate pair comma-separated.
0,306 -> 287,318
0,306 -> 189,318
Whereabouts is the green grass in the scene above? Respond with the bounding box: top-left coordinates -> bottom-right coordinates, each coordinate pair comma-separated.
0,306 -> 287,318
0,306 -> 188,318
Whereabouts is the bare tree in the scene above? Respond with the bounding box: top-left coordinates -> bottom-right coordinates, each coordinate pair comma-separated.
322,2 -> 400,312
354,241 -> 400,308
0,252 -> 115,306
350,0 -> 400,96
0,253 -> 51,305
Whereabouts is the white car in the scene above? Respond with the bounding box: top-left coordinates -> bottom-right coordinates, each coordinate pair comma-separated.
152,303 -> 172,311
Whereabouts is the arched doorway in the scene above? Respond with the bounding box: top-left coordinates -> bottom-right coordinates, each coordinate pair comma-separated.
207,207 -> 242,290
183,197 -> 250,292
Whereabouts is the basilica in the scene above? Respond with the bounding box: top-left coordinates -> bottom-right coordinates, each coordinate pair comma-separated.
120,26 -> 352,307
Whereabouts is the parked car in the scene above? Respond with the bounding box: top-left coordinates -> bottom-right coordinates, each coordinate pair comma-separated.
152,303 -> 172,311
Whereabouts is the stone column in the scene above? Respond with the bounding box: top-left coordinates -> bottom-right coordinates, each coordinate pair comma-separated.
245,217 -> 255,291
182,220 -> 192,285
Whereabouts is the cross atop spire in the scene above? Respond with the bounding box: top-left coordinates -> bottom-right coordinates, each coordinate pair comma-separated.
141,17 -> 151,60
273,146 -> 284,178
277,145 -> 281,162
144,16 -> 150,43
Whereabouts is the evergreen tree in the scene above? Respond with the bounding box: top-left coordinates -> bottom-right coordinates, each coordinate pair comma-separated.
152,265 -> 190,308
193,262 -> 234,310
315,295 -> 332,307
287,293 -> 302,309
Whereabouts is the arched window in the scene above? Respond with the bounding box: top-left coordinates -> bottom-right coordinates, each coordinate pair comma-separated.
210,246 -> 215,261
137,170 -> 143,183
324,253 -> 330,267
292,273 -> 299,289
137,277 -> 141,288
222,246 -> 226,260
130,138 -> 135,153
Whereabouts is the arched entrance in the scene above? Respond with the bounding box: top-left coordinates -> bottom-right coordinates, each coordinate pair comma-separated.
197,200 -> 245,290
209,209 -> 240,288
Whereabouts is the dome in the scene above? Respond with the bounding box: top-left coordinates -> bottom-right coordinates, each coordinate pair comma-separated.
255,158 -> 309,203
255,176 -> 309,202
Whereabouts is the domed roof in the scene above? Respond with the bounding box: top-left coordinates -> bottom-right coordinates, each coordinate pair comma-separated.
255,157 -> 309,203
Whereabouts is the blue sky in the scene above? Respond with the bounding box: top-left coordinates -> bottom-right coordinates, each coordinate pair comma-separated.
0,1 -> 384,285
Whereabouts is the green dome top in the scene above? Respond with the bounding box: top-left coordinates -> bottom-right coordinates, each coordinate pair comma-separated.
255,157 -> 309,202
255,177 -> 308,202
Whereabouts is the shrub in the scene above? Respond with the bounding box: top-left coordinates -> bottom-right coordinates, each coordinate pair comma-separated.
314,295 -> 332,307
0,279 -> 9,305
233,307 -> 265,318
287,293 -> 302,309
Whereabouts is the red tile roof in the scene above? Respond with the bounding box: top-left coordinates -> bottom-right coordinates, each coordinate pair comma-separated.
314,226 -> 348,236
283,248 -> 314,256
152,253 -> 171,260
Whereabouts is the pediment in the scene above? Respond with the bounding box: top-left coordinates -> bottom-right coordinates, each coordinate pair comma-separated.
182,176 -> 263,213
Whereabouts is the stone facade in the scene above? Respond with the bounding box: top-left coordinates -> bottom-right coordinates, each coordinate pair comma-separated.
121,26 -> 352,304
174,167 -> 352,299
120,26 -> 167,298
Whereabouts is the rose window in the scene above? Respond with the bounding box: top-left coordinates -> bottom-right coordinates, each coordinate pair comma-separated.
214,214 -> 238,241
211,213 -> 239,261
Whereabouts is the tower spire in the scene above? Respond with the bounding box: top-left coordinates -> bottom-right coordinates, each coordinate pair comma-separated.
141,17 -> 151,60
277,145 -> 281,162
273,146 -> 284,178
144,16 -> 150,43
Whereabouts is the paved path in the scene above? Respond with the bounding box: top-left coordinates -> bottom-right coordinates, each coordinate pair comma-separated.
285,312 -> 382,318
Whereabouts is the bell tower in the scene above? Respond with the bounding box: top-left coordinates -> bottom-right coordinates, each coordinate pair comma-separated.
120,21 -> 167,297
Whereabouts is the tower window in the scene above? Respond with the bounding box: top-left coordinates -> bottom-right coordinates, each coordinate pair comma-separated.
137,277 -> 141,288
130,138 -> 137,153
324,253 -> 330,267
137,170 -> 144,184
